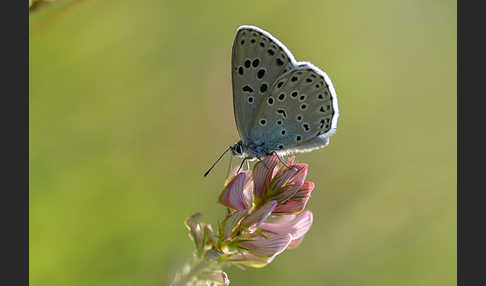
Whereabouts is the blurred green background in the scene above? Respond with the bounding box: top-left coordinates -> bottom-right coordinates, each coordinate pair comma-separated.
29,0 -> 456,285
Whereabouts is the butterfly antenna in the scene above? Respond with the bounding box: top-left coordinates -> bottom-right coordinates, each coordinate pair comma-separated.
204,147 -> 232,177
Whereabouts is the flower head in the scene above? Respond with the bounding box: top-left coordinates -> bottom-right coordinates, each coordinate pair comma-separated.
216,155 -> 315,267
177,155 -> 318,285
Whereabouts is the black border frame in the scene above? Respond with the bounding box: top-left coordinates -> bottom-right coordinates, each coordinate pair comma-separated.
4,0 -> 29,285
458,0 -> 485,285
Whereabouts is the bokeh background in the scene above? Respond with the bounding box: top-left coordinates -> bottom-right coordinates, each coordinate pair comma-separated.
29,0 -> 456,285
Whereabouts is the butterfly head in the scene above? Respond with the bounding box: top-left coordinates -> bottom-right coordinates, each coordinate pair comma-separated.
230,141 -> 246,158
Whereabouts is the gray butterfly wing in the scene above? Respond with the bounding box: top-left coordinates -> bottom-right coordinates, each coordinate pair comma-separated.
232,25 -> 296,142
248,63 -> 339,154
281,134 -> 329,155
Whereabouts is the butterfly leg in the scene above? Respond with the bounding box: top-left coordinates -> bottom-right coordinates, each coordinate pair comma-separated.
271,151 -> 289,168
256,156 -> 271,170
226,154 -> 234,177
237,157 -> 251,174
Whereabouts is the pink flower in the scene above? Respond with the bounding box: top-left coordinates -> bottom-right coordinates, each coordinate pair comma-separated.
184,212 -> 203,254
241,200 -> 277,229
222,209 -> 249,239
273,182 -> 314,214
253,155 -> 279,199
218,172 -> 253,210
225,252 -> 276,268
214,155 -> 316,268
219,154 -> 314,219
238,233 -> 292,257
252,155 -> 311,209
260,210 -> 313,248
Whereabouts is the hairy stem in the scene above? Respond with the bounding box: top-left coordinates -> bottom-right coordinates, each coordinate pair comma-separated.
171,256 -> 215,286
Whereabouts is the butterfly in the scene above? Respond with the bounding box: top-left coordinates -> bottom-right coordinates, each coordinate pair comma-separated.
204,25 -> 339,176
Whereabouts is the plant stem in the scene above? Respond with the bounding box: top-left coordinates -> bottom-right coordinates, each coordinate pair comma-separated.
171,256 -> 215,286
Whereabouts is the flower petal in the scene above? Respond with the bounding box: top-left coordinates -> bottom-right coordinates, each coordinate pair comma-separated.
184,213 -> 203,254
287,236 -> 305,249
238,233 -> 292,257
242,174 -> 254,208
288,163 -> 308,187
226,252 -> 275,268
274,156 -> 297,178
223,209 -> 249,239
286,156 -> 296,166
219,173 -> 250,210
270,163 -> 308,197
241,200 -> 277,228
271,166 -> 299,191
273,182 -> 314,214
260,210 -> 313,247
253,155 -> 279,199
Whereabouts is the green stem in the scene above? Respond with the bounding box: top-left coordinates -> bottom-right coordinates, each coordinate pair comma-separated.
171,256 -> 215,286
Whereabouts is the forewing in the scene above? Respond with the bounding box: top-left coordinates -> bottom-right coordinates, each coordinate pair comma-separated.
248,63 -> 339,153
232,25 -> 296,142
